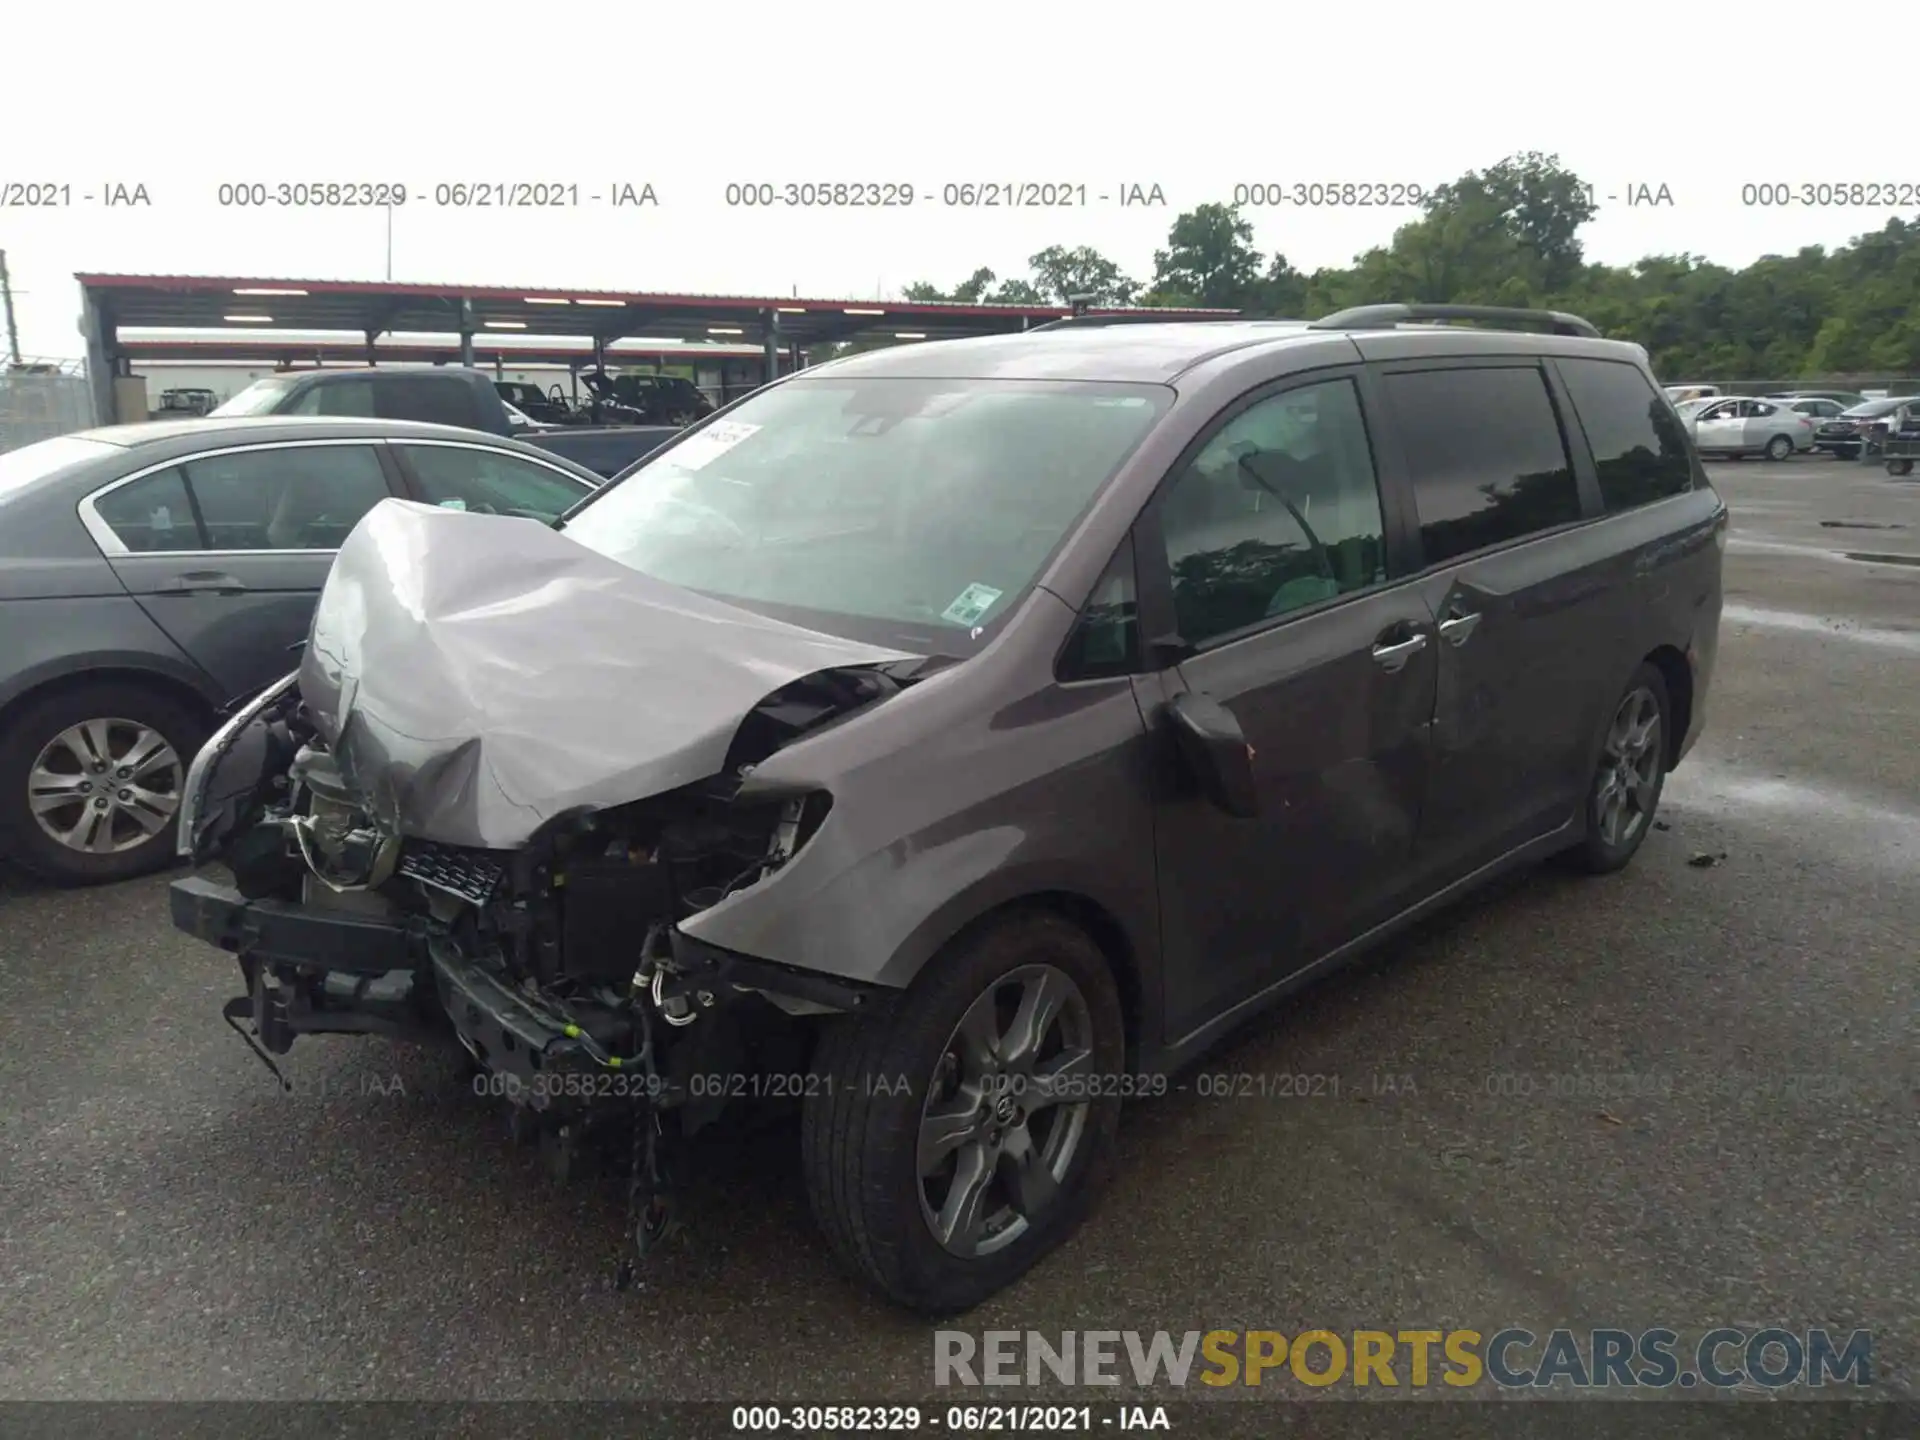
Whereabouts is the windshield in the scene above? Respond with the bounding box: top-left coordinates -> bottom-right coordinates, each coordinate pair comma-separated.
0,434 -> 121,505
1843,399 -> 1906,417
560,377 -> 1170,653
210,377 -> 299,416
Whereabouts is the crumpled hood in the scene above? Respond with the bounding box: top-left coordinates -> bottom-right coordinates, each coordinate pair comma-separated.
297,499 -> 915,849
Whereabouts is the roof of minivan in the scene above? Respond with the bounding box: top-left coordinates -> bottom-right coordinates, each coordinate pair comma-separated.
807,320 -> 1648,384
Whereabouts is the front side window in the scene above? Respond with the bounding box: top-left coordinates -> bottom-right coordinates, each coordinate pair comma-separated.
1157,377 -> 1388,648
181,444 -> 391,550
1559,357 -> 1694,511
92,467 -> 201,551
1384,365 -> 1581,566
401,444 -> 592,521
560,377 -> 1169,653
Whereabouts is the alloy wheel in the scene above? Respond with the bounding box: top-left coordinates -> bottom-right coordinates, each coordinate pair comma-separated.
1593,687 -> 1662,849
27,717 -> 182,855
917,963 -> 1095,1259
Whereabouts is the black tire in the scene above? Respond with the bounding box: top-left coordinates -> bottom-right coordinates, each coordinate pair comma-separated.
0,679 -> 208,885
801,910 -> 1125,1314
1887,459 -> 1914,477
1563,663 -> 1672,876
1764,434 -> 1793,461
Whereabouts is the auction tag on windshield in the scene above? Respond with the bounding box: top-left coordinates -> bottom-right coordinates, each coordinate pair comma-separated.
666,420 -> 760,471
941,582 -> 1003,626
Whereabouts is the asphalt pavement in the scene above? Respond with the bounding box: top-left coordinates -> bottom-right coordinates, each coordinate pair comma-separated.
0,456 -> 1914,1406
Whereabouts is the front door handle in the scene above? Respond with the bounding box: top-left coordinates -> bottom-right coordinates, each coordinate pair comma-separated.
1370,633 -> 1429,673
1438,611 -> 1482,646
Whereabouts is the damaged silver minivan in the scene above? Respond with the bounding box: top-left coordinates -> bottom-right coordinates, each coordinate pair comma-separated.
171,306 -> 1724,1313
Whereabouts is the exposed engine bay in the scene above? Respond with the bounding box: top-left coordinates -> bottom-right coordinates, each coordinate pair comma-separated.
180,658 -> 921,1281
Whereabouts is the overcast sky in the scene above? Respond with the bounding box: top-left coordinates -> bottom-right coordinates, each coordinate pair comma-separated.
4,1 -> 1906,358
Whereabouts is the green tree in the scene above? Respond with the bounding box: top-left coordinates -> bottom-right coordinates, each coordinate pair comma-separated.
1028,245 -> 1140,306
908,164 -> 1920,382
1150,203 -> 1264,308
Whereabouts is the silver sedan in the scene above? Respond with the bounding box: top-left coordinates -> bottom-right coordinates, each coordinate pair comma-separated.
1686,396 -> 1817,459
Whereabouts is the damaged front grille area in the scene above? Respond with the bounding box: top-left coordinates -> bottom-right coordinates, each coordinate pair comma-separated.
398,841 -> 506,907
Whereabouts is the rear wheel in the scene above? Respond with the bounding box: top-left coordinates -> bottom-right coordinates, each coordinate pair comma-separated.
1764,434 -> 1794,461
1888,458 -> 1914,477
0,680 -> 207,885
801,911 -> 1124,1313
1564,664 -> 1671,876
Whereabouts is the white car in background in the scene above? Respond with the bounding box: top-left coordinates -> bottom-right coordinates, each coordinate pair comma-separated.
1685,395 -> 1817,459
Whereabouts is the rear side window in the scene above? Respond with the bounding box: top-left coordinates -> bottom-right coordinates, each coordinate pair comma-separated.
374,375 -> 482,428
1558,358 -> 1695,511
182,444 -> 392,550
91,467 -> 202,551
1384,366 -> 1580,565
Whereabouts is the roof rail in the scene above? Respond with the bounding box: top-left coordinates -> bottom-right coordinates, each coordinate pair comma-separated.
1308,304 -> 1601,339
1029,311 -> 1244,332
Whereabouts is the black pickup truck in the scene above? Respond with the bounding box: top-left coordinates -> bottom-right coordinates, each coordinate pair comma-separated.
209,367 -> 681,478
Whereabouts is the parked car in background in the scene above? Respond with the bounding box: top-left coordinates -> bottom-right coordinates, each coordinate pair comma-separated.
211,367 -> 681,478
154,388 -> 221,418
1771,389 -> 1870,410
0,417 -> 600,884
1686,396 -> 1816,459
1811,396 -> 1920,459
494,381 -> 581,427
1769,396 -> 1854,423
168,303 -> 1723,1313
583,370 -> 717,426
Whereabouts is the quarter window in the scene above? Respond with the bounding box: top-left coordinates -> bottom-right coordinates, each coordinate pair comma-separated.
1157,377 -> 1388,648
91,467 -> 201,551
1058,539 -> 1139,679
1383,366 -> 1581,565
181,445 -> 392,550
1558,357 -> 1695,511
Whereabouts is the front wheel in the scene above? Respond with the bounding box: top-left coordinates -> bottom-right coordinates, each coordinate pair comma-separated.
801,911 -> 1125,1313
1563,664 -> 1671,876
1888,458 -> 1914,476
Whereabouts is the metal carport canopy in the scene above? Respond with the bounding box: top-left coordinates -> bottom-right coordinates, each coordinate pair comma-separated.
74,274 -> 1240,348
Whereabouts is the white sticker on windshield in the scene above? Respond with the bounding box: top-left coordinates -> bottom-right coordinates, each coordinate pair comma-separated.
439,498 -> 468,511
941,582 -> 1003,626
664,420 -> 761,471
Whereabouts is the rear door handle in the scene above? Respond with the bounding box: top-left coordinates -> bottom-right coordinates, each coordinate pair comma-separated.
166,571 -> 248,595
1438,611 -> 1482,645
1370,633 -> 1428,672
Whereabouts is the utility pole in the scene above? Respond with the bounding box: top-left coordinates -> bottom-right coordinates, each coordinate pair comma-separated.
384,205 -> 394,281
0,249 -> 21,366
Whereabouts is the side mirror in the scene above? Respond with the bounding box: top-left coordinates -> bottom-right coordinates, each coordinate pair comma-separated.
1164,691 -> 1259,819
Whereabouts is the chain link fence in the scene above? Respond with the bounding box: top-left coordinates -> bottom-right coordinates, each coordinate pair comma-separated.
0,359 -> 96,455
